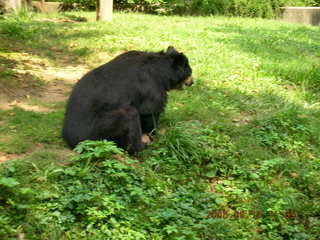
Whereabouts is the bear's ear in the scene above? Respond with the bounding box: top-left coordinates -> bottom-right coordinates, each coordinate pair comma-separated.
173,53 -> 186,66
166,46 -> 179,55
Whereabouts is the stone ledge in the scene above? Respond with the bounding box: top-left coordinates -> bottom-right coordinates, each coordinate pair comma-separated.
281,7 -> 320,26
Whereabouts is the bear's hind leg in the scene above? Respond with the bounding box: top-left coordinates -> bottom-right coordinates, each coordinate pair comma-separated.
140,113 -> 160,134
92,106 -> 146,154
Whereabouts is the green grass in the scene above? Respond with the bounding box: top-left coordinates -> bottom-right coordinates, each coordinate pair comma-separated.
0,11 -> 320,239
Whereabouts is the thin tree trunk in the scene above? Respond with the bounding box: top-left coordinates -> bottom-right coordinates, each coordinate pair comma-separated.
40,0 -> 45,12
96,0 -> 113,21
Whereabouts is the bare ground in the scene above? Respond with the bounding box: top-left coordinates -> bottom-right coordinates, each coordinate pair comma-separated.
0,41 -> 88,162
0,51 -> 88,112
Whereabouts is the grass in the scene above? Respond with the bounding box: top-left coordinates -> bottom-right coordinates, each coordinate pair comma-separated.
0,10 -> 320,239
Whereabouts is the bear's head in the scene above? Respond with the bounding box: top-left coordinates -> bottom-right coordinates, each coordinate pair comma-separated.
166,46 -> 193,90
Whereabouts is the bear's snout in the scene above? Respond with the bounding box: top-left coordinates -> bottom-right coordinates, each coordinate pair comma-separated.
184,76 -> 193,86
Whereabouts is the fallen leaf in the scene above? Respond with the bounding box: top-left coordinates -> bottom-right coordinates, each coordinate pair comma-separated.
112,154 -> 125,163
290,173 -> 299,178
158,128 -> 166,135
0,156 -> 8,162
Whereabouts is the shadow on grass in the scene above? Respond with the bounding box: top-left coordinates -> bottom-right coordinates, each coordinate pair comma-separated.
0,55 -> 17,70
162,82 -> 320,165
213,23 -> 320,88
0,106 -> 66,154
0,18 -> 107,66
0,55 -> 44,98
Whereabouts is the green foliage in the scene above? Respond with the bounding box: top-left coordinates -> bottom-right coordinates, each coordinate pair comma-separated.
0,9 -> 35,39
230,0 -> 283,18
35,0 -> 320,16
114,0 -> 320,17
61,0 -> 96,10
251,110 -> 316,153
0,141 -> 221,239
29,0 -> 313,16
286,0 -> 320,6
166,0 -> 320,17
0,108 -> 64,154
1,134 -> 319,239
59,0 -> 165,12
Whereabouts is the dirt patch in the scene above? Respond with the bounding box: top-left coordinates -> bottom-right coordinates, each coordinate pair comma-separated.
34,17 -> 87,23
0,51 -> 88,112
1,99 -> 51,112
37,66 -> 87,102
232,112 -> 254,126
0,35 -> 89,112
54,148 -> 77,163
0,151 -> 26,163
0,147 -> 76,164
0,34 -> 88,164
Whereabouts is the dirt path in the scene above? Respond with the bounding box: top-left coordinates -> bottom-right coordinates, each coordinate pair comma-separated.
0,52 -> 88,112
0,49 -> 88,162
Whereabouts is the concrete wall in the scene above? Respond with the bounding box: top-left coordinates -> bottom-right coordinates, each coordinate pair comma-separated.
0,0 -> 22,12
281,7 -> 320,26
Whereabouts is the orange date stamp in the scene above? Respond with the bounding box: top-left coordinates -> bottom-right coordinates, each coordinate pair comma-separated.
207,210 -> 298,219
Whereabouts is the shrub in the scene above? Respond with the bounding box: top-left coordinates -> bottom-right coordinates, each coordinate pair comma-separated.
166,0 -> 317,18
61,0 -> 96,10
58,0 -> 320,17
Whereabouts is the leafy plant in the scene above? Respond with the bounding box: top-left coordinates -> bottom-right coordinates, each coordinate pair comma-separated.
251,110 -> 314,153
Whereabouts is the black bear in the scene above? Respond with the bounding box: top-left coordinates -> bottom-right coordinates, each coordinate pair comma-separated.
62,46 -> 193,154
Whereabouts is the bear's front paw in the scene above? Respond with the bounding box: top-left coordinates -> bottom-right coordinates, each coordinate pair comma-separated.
141,134 -> 152,145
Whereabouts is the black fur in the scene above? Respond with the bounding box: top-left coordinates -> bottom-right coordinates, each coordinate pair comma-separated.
62,46 -> 193,154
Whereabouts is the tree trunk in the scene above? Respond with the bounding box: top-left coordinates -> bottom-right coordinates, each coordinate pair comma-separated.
40,0 -> 45,12
96,0 -> 113,21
